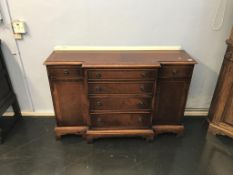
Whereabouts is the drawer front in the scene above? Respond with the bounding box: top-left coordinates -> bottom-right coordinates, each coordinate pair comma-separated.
88,69 -> 157,80
88,82 -> 154,94
159,65 -> 193,78
89,96 -> 152,111
91,113 -> 151,129
47,66 -> 82,79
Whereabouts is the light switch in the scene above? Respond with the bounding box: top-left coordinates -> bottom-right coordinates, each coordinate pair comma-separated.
12,20 -> 26,34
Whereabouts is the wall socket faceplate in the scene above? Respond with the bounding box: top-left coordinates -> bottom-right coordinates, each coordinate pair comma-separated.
12,20 -> 26,34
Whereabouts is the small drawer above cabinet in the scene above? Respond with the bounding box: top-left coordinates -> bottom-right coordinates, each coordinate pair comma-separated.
90,113 -> 152,129
159,65 -> 193,79
88,82 -> 154,94
47,66 -> 82,80
88,69 -> 157,80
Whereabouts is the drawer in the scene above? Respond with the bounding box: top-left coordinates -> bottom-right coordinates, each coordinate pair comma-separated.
90,113 -> 151,129
88,69 -> 157,80
159,65 -> 193,78
47,66 -> 82,79
88,82 -> 154,94
89,96 -> 152,111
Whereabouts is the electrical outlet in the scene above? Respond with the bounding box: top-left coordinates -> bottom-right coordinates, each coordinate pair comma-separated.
12,20 -> 26,34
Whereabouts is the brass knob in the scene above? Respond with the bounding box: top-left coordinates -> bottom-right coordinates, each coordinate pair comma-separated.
96,101 -> 102,106
96,73 -> 102,78
138,117 -> 142,122
141,72 -> 146,77
97,118 -> 102,122
140,85 -> 145,91
172,69 -> 177,75
63,69 -> 70,75
96,86 -> 102,92
138,101 -> 144,106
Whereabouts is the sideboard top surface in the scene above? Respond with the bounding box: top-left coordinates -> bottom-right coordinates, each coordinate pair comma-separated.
44,50 -> 197,68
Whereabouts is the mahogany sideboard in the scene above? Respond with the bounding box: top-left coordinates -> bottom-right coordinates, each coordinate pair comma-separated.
44,50 -> 197,142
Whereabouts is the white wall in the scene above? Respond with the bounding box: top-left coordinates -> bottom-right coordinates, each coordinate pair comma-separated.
1,0 -> 233,113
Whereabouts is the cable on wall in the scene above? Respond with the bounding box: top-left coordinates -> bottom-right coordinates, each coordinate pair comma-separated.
212,0 -> 228,31
2,0 -> 35,111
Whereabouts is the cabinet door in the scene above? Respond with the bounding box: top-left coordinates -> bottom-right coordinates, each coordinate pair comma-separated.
50,80 -> 87,126
154,79 -> 190,124
222,84 -> 233,126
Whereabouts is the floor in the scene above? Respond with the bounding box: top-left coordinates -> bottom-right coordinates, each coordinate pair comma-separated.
0,116 -> 233,175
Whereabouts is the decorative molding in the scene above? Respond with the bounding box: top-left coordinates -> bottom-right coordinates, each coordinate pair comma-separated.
3,108 -> 208,117
3,111 -> 55,117
184,108 -> 209,116
54,45 -> 182,51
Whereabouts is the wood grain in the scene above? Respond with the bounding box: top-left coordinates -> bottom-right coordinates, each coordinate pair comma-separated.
44,50 -> 197,67
45,50 -> 196,142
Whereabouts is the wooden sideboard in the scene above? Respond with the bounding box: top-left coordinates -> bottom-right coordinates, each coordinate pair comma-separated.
44,50 -> 197,142
208,28 -> 233,138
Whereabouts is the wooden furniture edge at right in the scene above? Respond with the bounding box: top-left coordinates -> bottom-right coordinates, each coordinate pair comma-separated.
208,27 -> 233,139
208,123 -> 233,138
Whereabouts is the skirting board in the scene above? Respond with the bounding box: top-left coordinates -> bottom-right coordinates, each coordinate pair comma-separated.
3,108 -> 209,117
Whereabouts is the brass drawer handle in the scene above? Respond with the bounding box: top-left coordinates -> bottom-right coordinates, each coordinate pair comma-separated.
97,118 -> 102,122
172,69 -> 177,75
96,101 -> 102,106
138,101 -> 144,106
95,86 -> 102,92
140,85 -> 145,91
96,73 -> 102,78
138,117 -> 143,122
141,72 -> 147,77
63,69 -> 70,75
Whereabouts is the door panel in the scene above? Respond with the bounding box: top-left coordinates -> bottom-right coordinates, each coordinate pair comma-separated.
51,80 -> 87,126
154,80 -> 189,124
